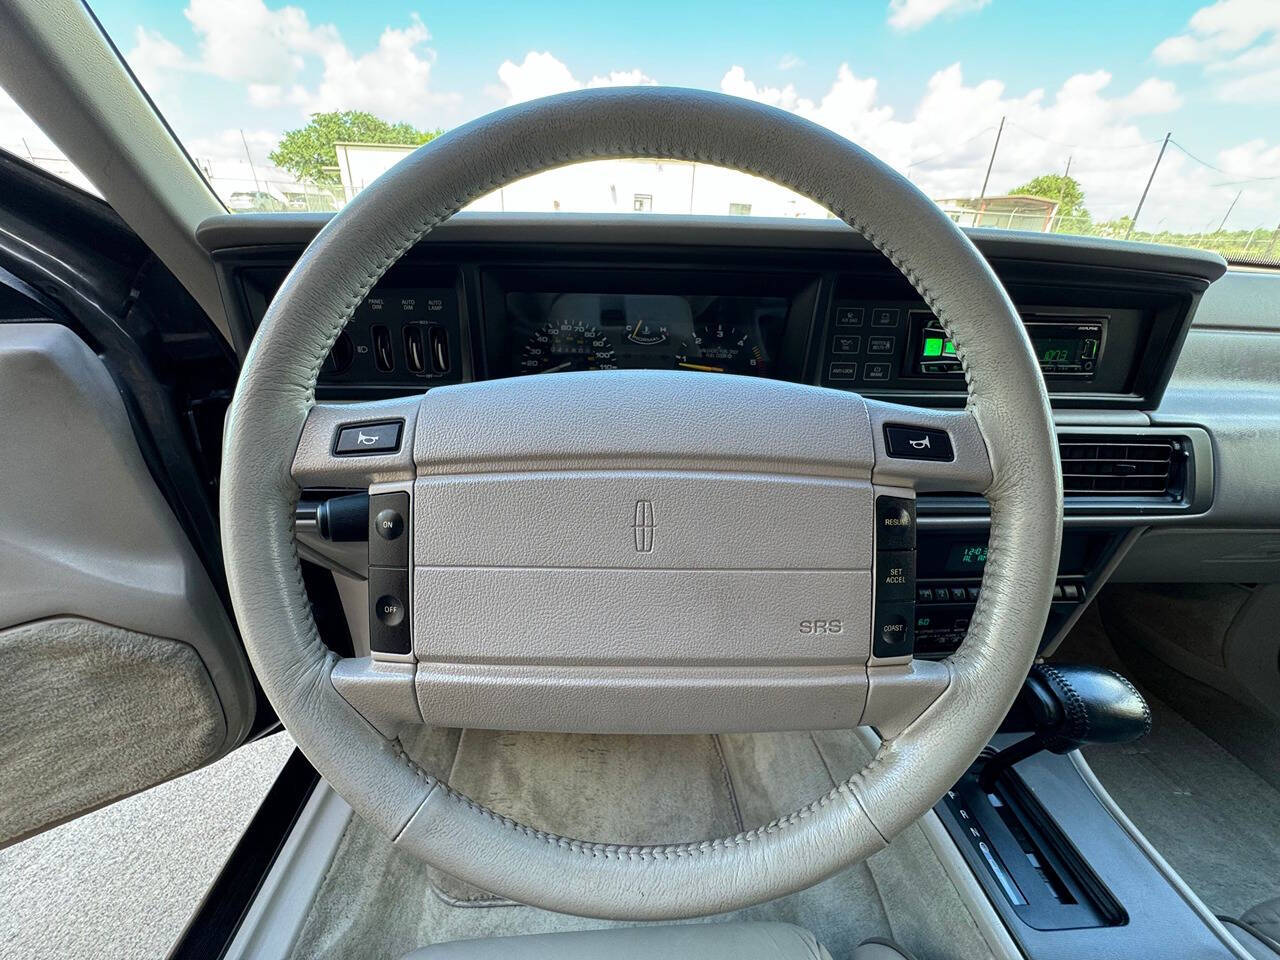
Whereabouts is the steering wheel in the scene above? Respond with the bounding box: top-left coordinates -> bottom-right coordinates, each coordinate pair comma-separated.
221,87 -> 1062,920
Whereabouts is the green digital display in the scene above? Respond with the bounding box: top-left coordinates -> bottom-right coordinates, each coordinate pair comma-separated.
919,327 -> 1099,374
922,336 -> 956,357
945,542 -> 989,568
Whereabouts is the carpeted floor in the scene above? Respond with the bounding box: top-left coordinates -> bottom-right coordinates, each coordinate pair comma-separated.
287,728 -> 996,960
1062,607 -> 1280,919
0,732 -> 295,960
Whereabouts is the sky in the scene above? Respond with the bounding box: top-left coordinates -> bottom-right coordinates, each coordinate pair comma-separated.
2,0 -> 1278,233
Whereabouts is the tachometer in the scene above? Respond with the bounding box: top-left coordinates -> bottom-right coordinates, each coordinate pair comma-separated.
683,320 -> 770,376
517,321 -> 618,374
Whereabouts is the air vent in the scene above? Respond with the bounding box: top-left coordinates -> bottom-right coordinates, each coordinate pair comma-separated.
1058,435 -> 1182,497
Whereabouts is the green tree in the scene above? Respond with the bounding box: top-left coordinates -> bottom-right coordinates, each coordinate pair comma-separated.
269,111 -> 442,185
1008,173 -> 1090,226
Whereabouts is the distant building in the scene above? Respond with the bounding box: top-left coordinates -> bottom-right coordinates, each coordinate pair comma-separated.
935,194 -> 1059,232
333,142 -> 834,218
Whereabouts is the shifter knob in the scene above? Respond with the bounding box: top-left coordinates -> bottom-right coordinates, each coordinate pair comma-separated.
1022,663 -> 1152,753
982,663 -> 1151,789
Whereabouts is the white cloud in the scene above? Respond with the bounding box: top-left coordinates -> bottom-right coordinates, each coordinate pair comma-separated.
496,51 -> 654,105
287,17 -> 460,118
1116,77 -> 1183,115
778,53 -> 804,71
126,1 -> 459,125
719,62 -> 1278,232
1153,0 -> 1280,102
887,0 -> 991,32
183,0 -> 339,86
127,26 -> 188,93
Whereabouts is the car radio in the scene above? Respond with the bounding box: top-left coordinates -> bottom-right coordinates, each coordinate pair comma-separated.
914,313 -> 1105,378
911,530 -> 1117,657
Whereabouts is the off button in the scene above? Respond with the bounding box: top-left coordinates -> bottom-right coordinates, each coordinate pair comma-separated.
375,594 -> 405,627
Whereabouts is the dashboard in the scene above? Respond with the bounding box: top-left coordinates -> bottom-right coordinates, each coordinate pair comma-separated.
216,217 -> 1208,414
203,212 -> 1240,658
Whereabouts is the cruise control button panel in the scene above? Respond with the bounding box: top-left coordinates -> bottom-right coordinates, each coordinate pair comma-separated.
873,495 -> 917,658
368,490 -> 411,655
334,420 -> 402,456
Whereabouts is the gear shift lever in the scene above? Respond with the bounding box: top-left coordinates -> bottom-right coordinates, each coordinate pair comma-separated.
980,663 -> 1152,791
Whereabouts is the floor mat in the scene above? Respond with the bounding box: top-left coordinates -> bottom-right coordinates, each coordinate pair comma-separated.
1064,609 -> 1280,917
428,729 -> 743,904
287,729 -> 995,960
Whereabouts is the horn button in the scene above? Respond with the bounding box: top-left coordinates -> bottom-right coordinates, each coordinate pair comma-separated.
390,370 -> 895,733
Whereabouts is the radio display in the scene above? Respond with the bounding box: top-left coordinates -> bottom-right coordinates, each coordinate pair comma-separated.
915,314 -> 1104,378
946,542 -> 989,570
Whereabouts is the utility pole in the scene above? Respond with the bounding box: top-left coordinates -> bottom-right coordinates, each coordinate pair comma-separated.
978,115 -> 1005,203
239,128 -> 261,193
1265,222 -> 1280,258
1216,190 -> 1241,233
1126,131 -> 1170,239
1056,155 -> 1072,230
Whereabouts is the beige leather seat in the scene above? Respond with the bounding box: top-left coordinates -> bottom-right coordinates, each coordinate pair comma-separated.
399,922 -> 911,960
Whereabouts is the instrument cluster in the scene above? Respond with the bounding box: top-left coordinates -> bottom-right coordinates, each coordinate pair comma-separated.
504,292 -> 789,378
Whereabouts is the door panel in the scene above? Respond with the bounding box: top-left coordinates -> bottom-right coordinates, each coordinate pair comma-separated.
0,323 -> 254,845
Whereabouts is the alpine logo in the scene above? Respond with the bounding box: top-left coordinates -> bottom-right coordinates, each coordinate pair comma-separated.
632,500 -> 656,553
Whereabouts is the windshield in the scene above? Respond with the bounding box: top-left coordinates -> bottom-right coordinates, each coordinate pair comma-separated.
14,1 -> 1280,264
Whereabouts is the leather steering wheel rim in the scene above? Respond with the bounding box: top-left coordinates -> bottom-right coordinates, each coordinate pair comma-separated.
221,87 -> 1062,920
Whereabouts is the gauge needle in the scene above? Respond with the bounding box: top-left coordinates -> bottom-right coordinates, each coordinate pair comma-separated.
542,361 -> 573,373
677,361 -> 725,373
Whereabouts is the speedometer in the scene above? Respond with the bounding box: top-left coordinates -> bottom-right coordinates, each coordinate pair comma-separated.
517,321 -> 618,374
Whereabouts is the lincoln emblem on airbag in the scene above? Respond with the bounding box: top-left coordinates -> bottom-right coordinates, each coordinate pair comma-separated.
632,500 -> 655,553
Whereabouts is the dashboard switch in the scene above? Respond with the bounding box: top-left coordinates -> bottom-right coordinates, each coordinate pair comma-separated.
372,325 -> 394,372
885,425 -> 955,462
404,325 -> 426,373
335,420 -> 402,455
428,324 -> 451,373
